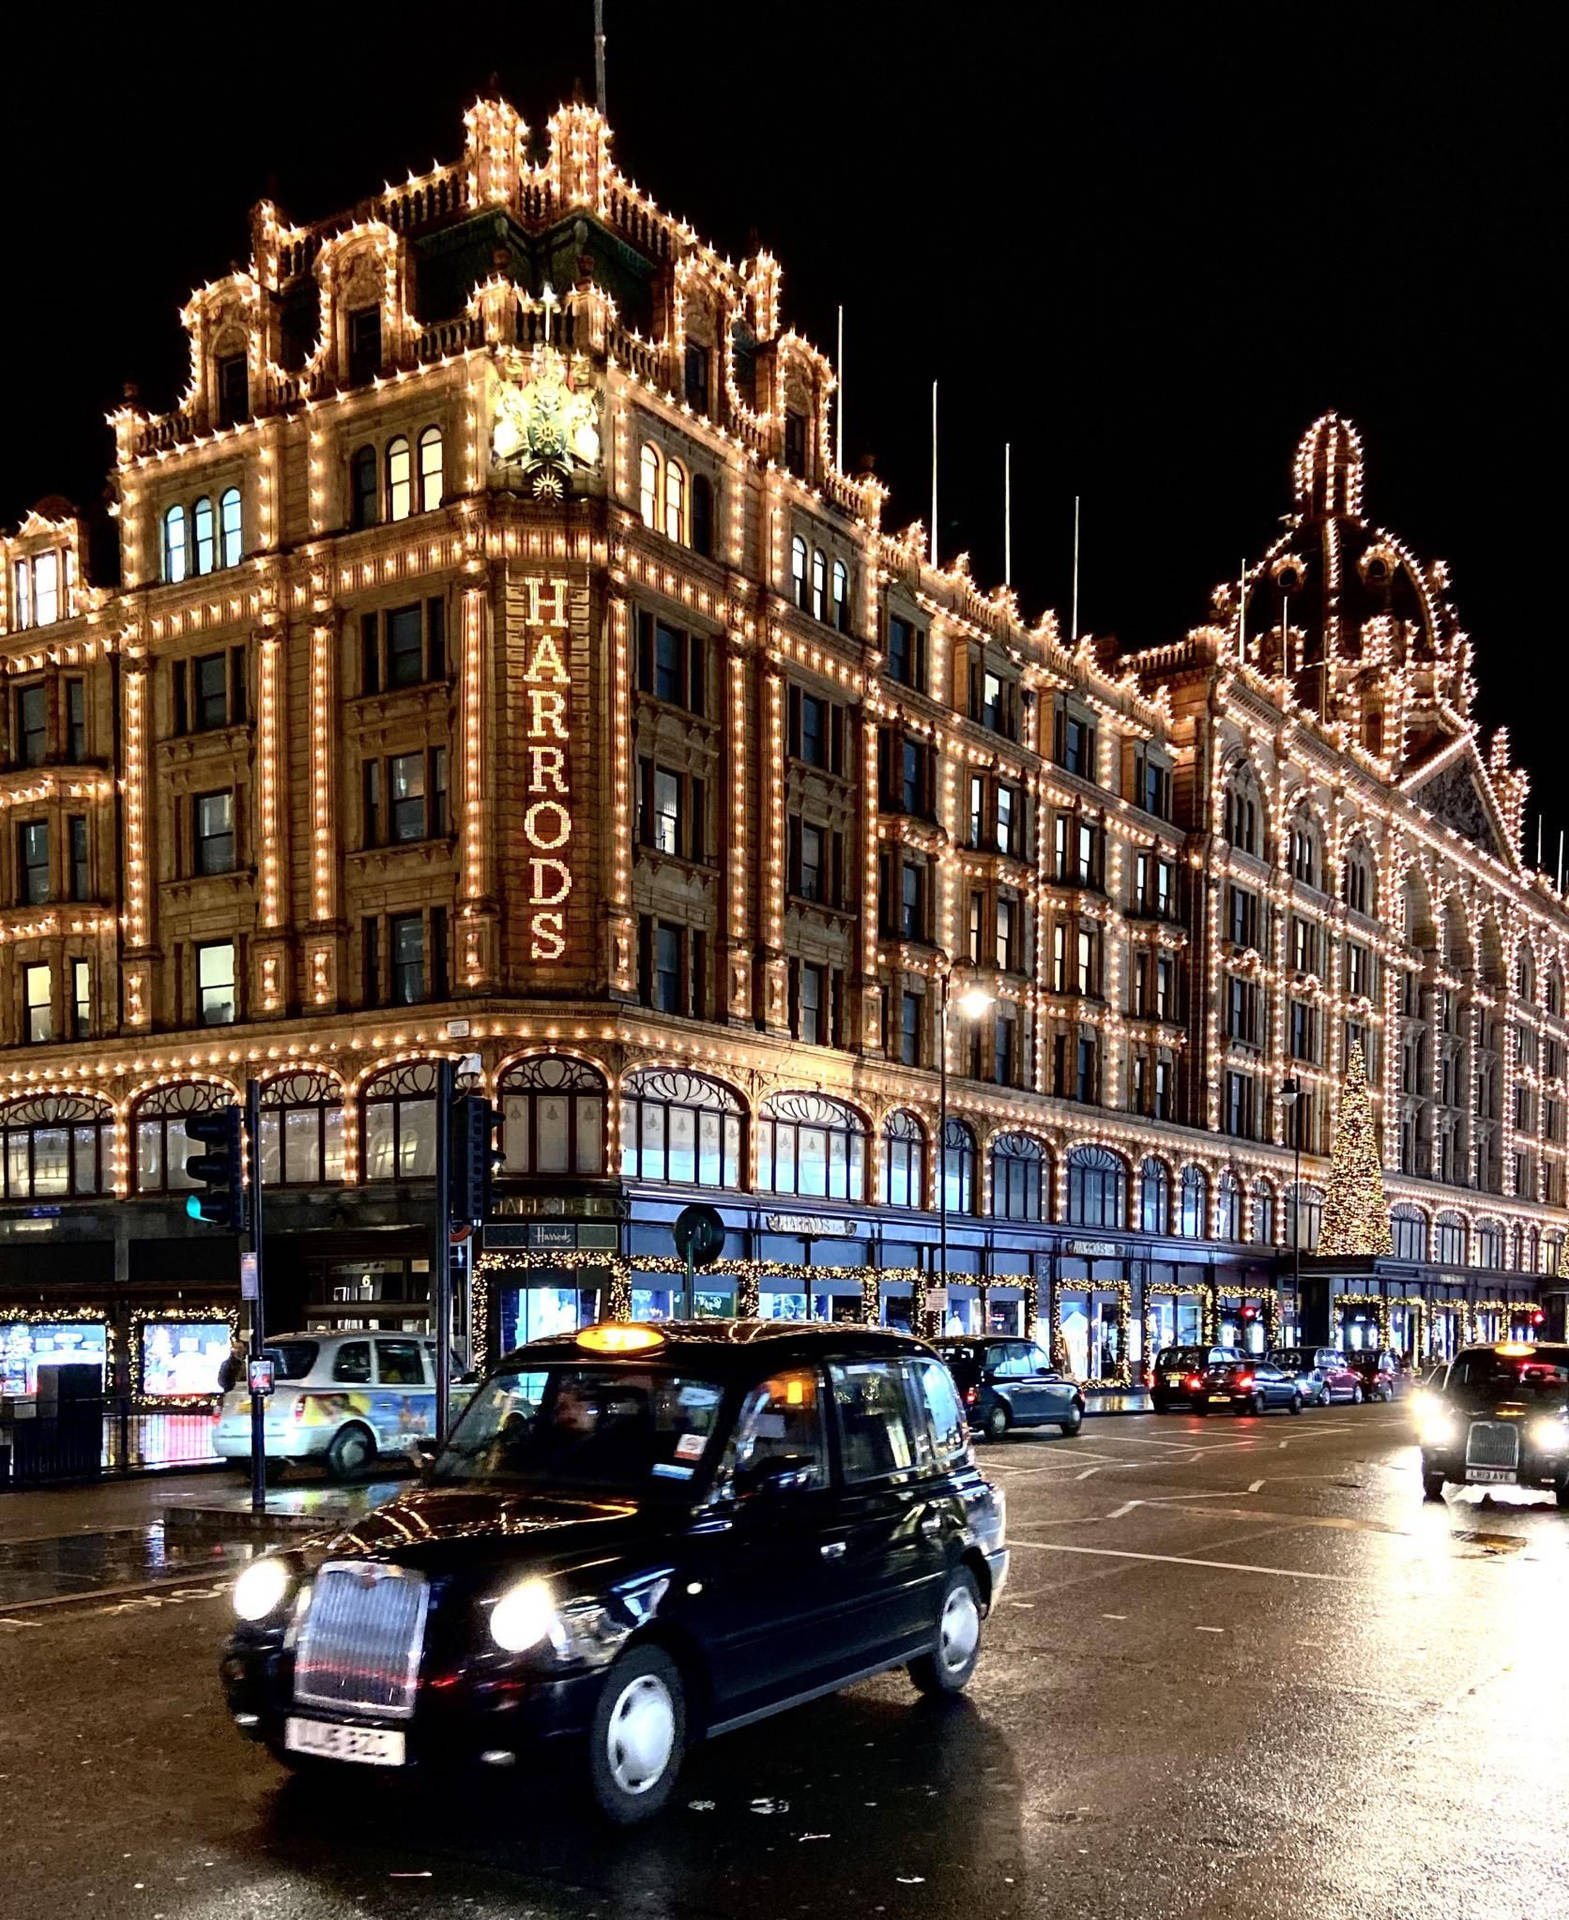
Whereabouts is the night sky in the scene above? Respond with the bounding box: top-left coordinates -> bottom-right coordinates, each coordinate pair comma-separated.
2,4 -> 1558,834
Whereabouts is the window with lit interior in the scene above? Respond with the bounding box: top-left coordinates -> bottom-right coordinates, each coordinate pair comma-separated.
500,1055 -> 607,1176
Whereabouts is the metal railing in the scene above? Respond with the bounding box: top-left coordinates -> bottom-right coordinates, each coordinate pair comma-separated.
1,1398 -> 222,1487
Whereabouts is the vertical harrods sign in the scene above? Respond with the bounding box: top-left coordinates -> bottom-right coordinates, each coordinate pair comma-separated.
521,575 -> 574,963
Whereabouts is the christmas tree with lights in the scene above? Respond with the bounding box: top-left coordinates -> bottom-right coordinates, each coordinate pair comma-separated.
1319,1039 -> 1393,1256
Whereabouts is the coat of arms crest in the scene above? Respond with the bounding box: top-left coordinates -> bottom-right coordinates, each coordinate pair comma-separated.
491,343 -> 602,499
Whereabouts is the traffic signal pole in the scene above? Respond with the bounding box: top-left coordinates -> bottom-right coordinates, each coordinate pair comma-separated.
433,1056 -> 454,1446
246,1077 -> 266,1516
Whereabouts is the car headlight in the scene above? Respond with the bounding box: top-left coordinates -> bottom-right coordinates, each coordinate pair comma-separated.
1530,1419 -> 1568,1453
1418,1410 -> 1459,1449
489,1577 -> 559,1653
233,1555 -> 292,1622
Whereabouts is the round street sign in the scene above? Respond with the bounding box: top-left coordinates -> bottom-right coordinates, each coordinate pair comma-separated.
673,1203 -> 727,1269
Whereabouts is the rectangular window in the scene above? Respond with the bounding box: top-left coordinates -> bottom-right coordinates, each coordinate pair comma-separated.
71,958 -> 92,1040
651,767 -> 681,856
386,605 -> 424,688
1226,1071 -> 1254,1138
901,862 -> 924,942
887,616 -> 925,690
1075,1034 -> 1098,1103
799,821 -> 824,901
982,671 -> 1005,733
193,653 -> 228,731
969,890 -> 984,965
390,914 -> 424,1006
1052,922 -> 1068,994
1063,712 -> 1096,778
653,922 -> 682,1014
362,917 -> 381,1007
17,684 -> 47,766
197,941 -> 236,1026
997,897 -> 1017,972
24,963 -> 52,1043
194,790 -> 236,875
1290,1000 -> 1316,1062
1292,916 -> 1316,976
1135,750 -> 1170,819
216,352 -> 249,426
389,754 -> 426,841
996,784 -> 1016,855
900,739 -> 921,813
1346,942 -> 1368,998
1228,884 -> 1258,949
900,990 -> 921,1067
1155,954 -> 1175,1020
783,409 -> 807,478
65,679 -> 86,762
995,1010 -> 1017,1087
968,774 -> 984,849
1075,925 -> 1097,996
1154,1056 -> 1172,1119
68,815 -> 89,901
18,819 -> 49,905
798,962 -> 825,1045
799,695 -> 828,769
348,305 -> 382,383
684,341 -> 710,412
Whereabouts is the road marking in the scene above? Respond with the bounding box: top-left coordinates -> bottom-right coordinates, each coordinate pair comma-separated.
1076,1467 -> 1100,1480
1102,1613 -> 1127,1619
1009,1540 -> 1357,1583
1107,1501 -> 1138,1519
1248,1480 -> 1266,1492
1195,1625 -> 1226,1633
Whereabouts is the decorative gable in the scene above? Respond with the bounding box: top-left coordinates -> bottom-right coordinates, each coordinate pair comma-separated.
1405,744 -> 1513,862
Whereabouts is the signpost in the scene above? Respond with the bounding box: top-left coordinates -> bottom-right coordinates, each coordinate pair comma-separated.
672,1204 -> 726,1319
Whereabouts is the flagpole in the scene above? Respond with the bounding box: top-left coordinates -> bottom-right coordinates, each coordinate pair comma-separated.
1070,494 -> 1080,640
929,381 -> 938,568
835,304 -> 844,470
1238,557 -> 1246,661
1004,442 -> 1012,588
594,0 -> 607,116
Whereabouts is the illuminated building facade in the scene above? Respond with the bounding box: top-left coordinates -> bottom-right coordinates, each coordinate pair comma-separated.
0,98 -> 1562,1399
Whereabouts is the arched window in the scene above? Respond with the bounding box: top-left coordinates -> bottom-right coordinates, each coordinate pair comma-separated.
1342,841 -> 1374,916
622,1069 -> 744,1189
1288,812 -> 1318,888
192,497 -> 215,576
663,458 -> 687,545
1251,1180 -> 1276,1246
759,1092 -> 866,1202
882,1109 -> 925,1208
943,1117 -> 976,1215
500,1055 -> 607,1176
351,446 -> 379,530
991,1132 -> 1046,1222
219,487 -> 243,568
418,427 -> 444,512
790,534 -> 809,610
639,444 -> 661,529
1391,1206 -> 1427,1262
691,474 -> 713,558
1066,1145 -> 1125,1229
259,1072 -> 345,1187
1286,1183 -> 1324,1253
162,504 -> 188,584
1473,1220 -> 1503,1269
1223,769 -> 1259,855
133,1081 -> 231,1194
811,548 -> 828,622
386,436 -> 413,522
1433,1212 -> 1465,1264
1515,944 -> 1536,1003
0,1094 -> 112,1199
361,1061 -> 442,1180
1140,1158 -> 1170,1235
1177,1165 -> 1207,1238
831,558 -> 850,634
1217,1171 -> 1242,1242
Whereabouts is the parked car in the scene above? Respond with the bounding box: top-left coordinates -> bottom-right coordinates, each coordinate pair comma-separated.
1349,1349 -> 1406,1403
221,1320 -> 1009,1822
1416,1341 -> 1569,1506
213,1330 -> 473,1481
1194,1360 -> 1303,1417
933,1338 -> 1085,1439
1150,1346 -> 1241,1412
1269,1347 -> 1364,1406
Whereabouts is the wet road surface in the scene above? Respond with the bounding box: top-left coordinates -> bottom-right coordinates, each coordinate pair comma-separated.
3,1404 -> 1566,1919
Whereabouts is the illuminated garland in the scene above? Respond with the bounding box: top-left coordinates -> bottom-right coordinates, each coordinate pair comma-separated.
127,1303 -> 241,1411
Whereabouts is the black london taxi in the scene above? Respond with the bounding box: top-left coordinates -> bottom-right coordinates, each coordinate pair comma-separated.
1417,1340 -> 1569,1507
221,1321 -> 1008,1822
932,1336 -> 1085,1440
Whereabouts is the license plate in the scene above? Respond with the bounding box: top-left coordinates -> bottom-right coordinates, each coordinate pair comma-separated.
1465,1467 -> 1515,1485
1208,1393 -> 1230,1403
1165,1374 -> 1184,1386
285,1716 -> 406,1766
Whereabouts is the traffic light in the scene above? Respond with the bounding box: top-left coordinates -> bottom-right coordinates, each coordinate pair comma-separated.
184,1105 -> 246,1229
448,1094 -> 503,1224
1531,1308 -> 1546,1329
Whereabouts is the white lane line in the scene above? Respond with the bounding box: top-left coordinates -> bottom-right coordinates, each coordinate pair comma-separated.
1009,1540 -> 1357,1584
1195,1626 -> 1226,1634
1107,1501 -> 1138,1520
1248,1479 -> 1266,1493
1102,1613 -> 1127,1620
1076,1467 -> 1100,1480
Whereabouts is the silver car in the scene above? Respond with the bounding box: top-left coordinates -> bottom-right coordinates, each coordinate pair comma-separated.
1268,1347 -> 1331,1406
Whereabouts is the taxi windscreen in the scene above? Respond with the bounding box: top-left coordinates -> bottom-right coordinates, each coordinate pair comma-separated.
1446,1351 -> 1569,1403
435,1366 -> 727,1490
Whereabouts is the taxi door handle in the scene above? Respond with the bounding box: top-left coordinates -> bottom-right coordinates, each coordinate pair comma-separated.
820,1540 -> 847,1560
919,1511 -> 943,1536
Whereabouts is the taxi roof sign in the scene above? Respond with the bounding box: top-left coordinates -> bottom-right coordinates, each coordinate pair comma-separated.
577,1323 -> 666,1355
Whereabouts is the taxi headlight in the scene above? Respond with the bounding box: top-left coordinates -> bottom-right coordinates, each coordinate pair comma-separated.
1530,1419 -> 1568,1453
1418,1409 -> 1459,1449
489,1577 -> 559,1653
233,1555 -> 292,1622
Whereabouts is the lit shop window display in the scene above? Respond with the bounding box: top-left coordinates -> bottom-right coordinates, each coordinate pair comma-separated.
0,1320 -> 107,1395
139,1320 -> 232,1397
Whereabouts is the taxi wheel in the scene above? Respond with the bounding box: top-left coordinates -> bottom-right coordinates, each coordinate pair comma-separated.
1289,1393 -> 1303,1415
909,1566 -> 983,1696
1556,1484 -> 1569,1511
587,1645 -> 686,1824
982,1404 -> 1009,1443
326,1423 -> 376,1481
1423,1472 -> 1447,1502
1059,1400 -> 1084,1437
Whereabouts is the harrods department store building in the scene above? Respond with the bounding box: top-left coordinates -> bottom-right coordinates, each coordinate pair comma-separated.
1,96 -> 1565,1395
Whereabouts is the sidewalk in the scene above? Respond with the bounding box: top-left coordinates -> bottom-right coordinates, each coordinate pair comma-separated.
1085,1389 -> 1153,1415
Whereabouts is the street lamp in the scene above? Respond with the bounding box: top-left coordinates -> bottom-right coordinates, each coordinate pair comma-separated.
936,969 -> 994,1335
1279,1075 -> 1303,1323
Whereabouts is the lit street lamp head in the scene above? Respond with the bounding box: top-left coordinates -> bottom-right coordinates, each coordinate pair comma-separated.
956,985 -> 994,1022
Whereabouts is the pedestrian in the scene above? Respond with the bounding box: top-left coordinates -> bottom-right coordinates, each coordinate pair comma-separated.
216,1337 -> 247,1394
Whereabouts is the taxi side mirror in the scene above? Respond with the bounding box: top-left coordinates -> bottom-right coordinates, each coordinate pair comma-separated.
411,1435 -> 440,1479
735,1453 -> 817,1501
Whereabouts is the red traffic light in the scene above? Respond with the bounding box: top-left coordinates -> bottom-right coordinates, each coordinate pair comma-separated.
1531,1309 -> 1545,1328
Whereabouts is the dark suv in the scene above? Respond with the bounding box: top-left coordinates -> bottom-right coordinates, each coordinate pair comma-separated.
221,1321 -> 1008,1822
1417,1341 -> 1569,1507
1150,1347 -> 1241,1412
932,1338 -> 1085,1441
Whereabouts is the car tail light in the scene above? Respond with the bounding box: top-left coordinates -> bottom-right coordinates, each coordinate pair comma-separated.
1185,1374 -> 1203,1390
1235,1372 -> 1253,1389
963,1387 -> 977,1407
292,1396 -> 309,1421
